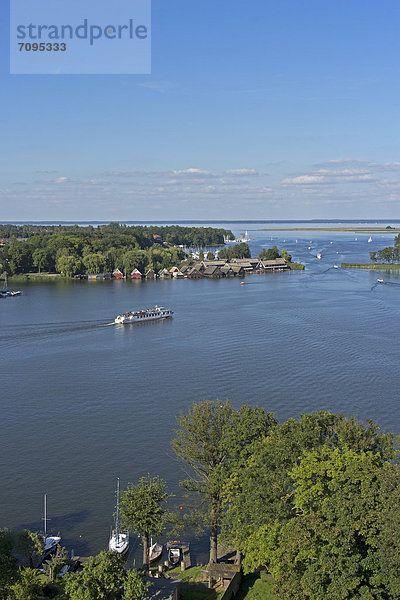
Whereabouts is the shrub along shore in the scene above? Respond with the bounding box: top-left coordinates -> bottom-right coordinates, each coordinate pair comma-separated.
341,263 -> 400,269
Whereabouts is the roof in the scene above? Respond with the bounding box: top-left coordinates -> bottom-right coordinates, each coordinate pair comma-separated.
261,258 -> 287,266
203,265 -> 221,275
230,258 -> 260,265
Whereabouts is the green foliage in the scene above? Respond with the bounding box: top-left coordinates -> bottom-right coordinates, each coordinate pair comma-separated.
235,572 -> 277,600
119,476 -> 170,567
259,246 -> 280,260
122,569 -> 150,600
42,544 -> 67,583
223,410 -> 400,600
82,252 -> 105,274
55,254 -> 83,277
63,550 -> 149,600
172,401 -> 276,564
206,252 -> 215,260
0,224 -> 232,277
219,243 -> 251,260
280,249 -> 292,263
8,568 -> 45,600
0,530 -> 17,599
16,530 -> 44,568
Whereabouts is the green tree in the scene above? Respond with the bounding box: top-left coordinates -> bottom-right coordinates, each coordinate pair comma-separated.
82,252 -> 105,274
172,400 -> 276,564
122,569 -> 149,600
259,245 -> 280,260
122,250 -> 148,276
42,544 -> 67,583
56,254 -> 82,277
206,251 -> 215,261
0,530 -> 18,599
223,411 -> 397,572
198,250 -> 205,262
8,568 -> 44,600
280,249 -> 292,263
7,244 -> 33,275
32,249 -> 52,273
16,530 -> 44,568
119,476 -> 170,569
64,551 -> 148,600
251,446 -> 400,600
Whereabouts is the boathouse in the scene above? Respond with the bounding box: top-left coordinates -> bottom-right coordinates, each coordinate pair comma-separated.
113,268 -> 123,279
145,269 -> 156,279
158,268 -> 172,280
203,265 -> 222,278
260,258 -> 288,271
186,267 -> 203,279
130,268 -> 142,279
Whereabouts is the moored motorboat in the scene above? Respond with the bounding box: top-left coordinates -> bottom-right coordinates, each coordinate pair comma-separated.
333,265 -> 339,269
114,306 -> 173,324
166,541 -> 188,566
377,278 -> 384,283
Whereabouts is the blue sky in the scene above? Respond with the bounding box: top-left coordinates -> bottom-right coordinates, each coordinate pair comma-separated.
1,0 -> 400,220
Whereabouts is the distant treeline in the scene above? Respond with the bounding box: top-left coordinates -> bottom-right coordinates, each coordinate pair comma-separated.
0,223 -> 233,277
370,233 -> 400,263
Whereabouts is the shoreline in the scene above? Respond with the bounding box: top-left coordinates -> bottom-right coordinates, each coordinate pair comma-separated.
259,227 -> 400,233
341,263 -> 400,270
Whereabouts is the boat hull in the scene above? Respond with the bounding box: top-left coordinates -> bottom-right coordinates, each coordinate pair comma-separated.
115,308 -> 173,324
109,531 -> 129,554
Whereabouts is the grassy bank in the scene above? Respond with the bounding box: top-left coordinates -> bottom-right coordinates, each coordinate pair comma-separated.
236,572 -> 277,600
7,272 -> 63,281
288,262 -> 305,270
341,263 -> 400,270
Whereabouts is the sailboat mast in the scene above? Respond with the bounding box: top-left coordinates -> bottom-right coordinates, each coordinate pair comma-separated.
115,478 -> 120,541
44,494 -> 47,536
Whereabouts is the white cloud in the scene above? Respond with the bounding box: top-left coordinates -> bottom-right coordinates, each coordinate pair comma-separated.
172,168 -> 213,177
224,169 -> 258,176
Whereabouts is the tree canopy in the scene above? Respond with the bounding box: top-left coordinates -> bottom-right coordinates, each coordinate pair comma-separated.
119,476 -> 170,568
171,400 -> 276,564
63,551 -> 149,600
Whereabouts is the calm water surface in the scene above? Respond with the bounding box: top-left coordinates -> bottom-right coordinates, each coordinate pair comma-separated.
1,221 -> 399,561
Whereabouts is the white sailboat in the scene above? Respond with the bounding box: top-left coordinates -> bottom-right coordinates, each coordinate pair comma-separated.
368,236 -> 372,243
109,478 -> 129,554
42,494 -> 61,553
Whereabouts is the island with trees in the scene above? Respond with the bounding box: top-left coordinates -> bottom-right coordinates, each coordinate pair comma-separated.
1,401 -> 399,600
342,233 -> 400,270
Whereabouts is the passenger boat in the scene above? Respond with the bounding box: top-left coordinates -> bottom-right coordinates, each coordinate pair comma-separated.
114,306 -> 173,324
109,478 -> 129,554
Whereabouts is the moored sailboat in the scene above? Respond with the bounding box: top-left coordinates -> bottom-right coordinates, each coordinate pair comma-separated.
42,494 -> 61,553
109,478 -> 129,554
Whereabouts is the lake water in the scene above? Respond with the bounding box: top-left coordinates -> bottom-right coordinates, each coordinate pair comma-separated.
1,220 -> 400,564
